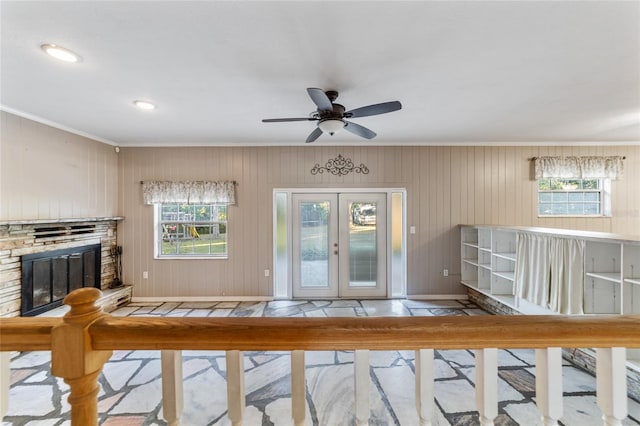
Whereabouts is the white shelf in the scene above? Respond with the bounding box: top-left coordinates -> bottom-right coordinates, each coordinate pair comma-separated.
493,252 -> 516,261
624,277 -> 640,286
479,247 -> 492,252
462,242 -> 479,249
460,280 -> 478,289
585,272 -> 622,284
493,271 -> 515,281
478,263 -> 492,270
463,258 -> 479,267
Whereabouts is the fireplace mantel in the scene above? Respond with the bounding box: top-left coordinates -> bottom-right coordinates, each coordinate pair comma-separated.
0,216 -> 124,226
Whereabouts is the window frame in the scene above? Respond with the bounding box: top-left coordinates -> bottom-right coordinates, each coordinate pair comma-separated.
154,203 -> 229,259
537,178 -> 611,217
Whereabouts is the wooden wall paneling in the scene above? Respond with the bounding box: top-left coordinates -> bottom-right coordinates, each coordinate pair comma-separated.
465,147 -> 475,224
475,146 -> 484,225
0,112 -> 118,221
427,147 -> 439,293
258,148 -> 272,296
450,147 -> 464,287
246,147 -> 259,296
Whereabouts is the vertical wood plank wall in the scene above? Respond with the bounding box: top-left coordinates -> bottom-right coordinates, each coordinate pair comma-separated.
2,112 -> 638,298
118,144 -> 640,298
0,112 -> 118,220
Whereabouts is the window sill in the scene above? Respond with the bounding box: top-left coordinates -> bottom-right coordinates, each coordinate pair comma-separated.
537,215 -> 610,218
154,256 -> 228,260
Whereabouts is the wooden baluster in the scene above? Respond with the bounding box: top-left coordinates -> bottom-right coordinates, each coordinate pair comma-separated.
535,347 -> 562,425
354,349 -> 370,426
291,350 -> 306,426
597,347 -> 627,426
415,349 -> 434,426
475,348 -> 497,426
1,351 -> 9,419
50,288 -> 112,426
161,350 -> 184,426
226,350 -> 245,426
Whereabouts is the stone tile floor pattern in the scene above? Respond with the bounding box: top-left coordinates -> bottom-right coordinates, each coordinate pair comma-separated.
3,299 -> 640,426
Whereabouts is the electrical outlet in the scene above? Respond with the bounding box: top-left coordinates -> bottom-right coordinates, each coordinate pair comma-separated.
410,226 -> 416,234
264,269 -> 270,277
443,269 -> 449,277
143,271 -> 148,279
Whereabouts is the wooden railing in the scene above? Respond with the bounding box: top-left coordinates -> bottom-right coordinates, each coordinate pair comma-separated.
2,288 -> 640,426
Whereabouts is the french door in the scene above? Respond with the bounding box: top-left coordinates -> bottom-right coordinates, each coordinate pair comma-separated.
292,193 -> 387,298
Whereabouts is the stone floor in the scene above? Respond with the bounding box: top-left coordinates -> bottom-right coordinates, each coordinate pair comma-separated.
3,299 -> 640,426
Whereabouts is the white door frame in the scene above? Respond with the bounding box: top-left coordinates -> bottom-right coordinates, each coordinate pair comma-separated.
273,188 -> 407,300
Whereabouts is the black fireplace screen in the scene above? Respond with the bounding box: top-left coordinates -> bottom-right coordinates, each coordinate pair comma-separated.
21,244 -> 101,316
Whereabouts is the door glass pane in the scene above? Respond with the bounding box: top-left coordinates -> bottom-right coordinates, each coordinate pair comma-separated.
349,202 -> 377,287
300,201 -> 330,287
274,192 -> 288,298
391,192 -> 405,297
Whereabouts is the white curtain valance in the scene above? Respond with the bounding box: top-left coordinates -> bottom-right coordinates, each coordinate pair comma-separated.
142,181 -> 236,205
534,156 -> 624,180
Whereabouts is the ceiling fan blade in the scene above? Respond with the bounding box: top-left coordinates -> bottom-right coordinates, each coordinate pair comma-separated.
305,127 -> 323,143
307,88 -> 333,111
262,117 -> 318,123
346,101 -> 402,118
344,121 -> 377,139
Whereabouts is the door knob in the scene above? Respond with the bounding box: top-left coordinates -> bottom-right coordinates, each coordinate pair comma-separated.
334,250 -> 339,255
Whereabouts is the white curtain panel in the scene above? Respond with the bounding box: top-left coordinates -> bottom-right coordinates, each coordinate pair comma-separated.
515,233 -> 551,307
549,238 -> 585,315
142,181 -> 236,205
534,156 -> 624,180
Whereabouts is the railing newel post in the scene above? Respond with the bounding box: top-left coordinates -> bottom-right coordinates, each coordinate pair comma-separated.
50,288 -> 113,426
415,349 -> 434,426
596,347 -> 627,426
475,348 -> 497,426
291,350 -> 306,426
161,350 -> 184,426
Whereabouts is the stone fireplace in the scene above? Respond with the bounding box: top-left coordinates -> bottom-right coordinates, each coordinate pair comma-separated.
0,217 -> 131,317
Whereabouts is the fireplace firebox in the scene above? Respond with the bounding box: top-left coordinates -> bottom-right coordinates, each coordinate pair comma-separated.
21,244 -> 101,316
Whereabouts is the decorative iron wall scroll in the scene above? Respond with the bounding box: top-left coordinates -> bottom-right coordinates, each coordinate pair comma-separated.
310,154 -> 369,176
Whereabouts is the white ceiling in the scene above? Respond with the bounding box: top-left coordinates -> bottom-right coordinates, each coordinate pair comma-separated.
1,1 -> 639,147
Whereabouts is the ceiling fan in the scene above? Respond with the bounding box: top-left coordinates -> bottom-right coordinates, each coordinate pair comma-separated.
262,88 -> 402,143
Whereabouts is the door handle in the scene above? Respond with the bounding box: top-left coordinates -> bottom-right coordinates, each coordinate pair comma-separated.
334,250 -> 339,255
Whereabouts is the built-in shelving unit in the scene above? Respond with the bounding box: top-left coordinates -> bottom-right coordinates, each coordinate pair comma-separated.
460,225 -> 640,365
460,227 -> 521,308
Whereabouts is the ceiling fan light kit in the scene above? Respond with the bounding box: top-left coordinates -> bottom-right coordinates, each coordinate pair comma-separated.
262,88 -> 402,143
318,118 -> 345,135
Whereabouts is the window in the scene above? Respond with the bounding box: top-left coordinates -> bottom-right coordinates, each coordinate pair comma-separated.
538,178 -> 606,216
156,203 -> 227,258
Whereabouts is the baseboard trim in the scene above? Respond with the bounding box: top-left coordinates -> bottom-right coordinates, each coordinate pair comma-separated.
407,294 -> 469,300
131,296 -> 274,303
132,295 -> 467,302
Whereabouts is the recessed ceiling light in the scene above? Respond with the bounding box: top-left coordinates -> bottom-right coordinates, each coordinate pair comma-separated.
133,100 -> 156,110
40,44 -> 80,63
